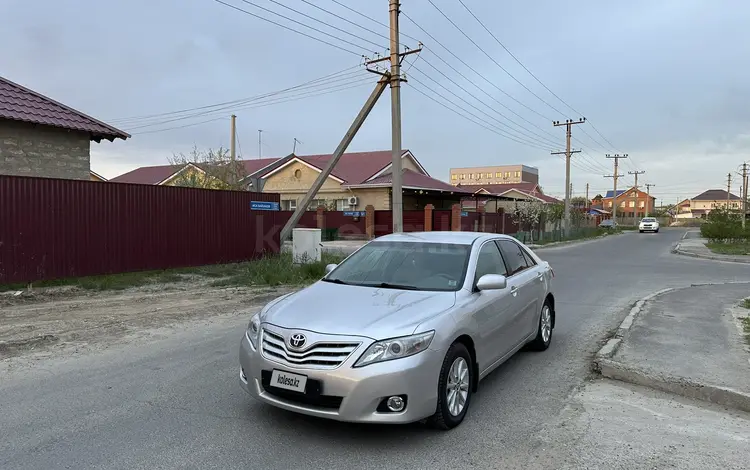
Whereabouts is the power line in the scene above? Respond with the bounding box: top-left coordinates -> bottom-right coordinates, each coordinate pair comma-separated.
265,0 -> 386,50
128,78 -> 374,134
328,0 -> 421,43
301,0 -> 390,43
409,61 -> 559,148
132,117 -> 227,135
456,0 -> 580,116
408,79 -> 551,151
107,65 -> 362,123
213,0 -> 362,57
455,0 -> 627,165
426,0 -> 564,119
124,73 -> 371,130
401,13 -> 556,140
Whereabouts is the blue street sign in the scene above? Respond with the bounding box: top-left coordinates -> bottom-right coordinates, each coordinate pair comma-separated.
343,211 -> 366,217
461,211 -> 468,217
250,201 -> 280,211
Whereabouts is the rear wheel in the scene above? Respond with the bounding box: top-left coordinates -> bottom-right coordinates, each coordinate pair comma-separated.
528,299 -> 553,351
428,343 -> 472,430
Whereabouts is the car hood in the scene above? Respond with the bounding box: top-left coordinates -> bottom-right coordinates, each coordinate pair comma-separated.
260,281 -> 456,339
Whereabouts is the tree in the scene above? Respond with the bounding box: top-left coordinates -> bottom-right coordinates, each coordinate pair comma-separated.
168,146 -> 247,190
570,196 -> 589,207
546,203 -> 565,231
570,206 -> 587,228
511,201 -> 546,241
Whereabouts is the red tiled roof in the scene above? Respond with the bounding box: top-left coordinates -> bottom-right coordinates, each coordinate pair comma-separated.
109,164 -> 185,184
0,75 -> 129,142
692,189 -> 741,201
296,150 -> 406,184
457,182 -> 540,195
356,168 -> 472,193
242,157 -> 280,175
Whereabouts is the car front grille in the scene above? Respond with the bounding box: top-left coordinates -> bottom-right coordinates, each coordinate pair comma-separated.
261,329 -> 360,369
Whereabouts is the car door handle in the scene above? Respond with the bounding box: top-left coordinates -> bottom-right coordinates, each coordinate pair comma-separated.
537,272 -> 544,282
510,286 -> 519,296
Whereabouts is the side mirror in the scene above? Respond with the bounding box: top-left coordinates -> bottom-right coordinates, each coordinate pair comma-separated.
324,263 -> 338,275
476,274 -> 507,291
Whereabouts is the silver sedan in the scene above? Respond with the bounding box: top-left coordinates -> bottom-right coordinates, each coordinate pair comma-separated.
239,232 -> 556,429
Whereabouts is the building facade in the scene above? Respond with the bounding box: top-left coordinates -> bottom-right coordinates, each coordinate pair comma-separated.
449,164 -> 539,186
0,76 -> 128,180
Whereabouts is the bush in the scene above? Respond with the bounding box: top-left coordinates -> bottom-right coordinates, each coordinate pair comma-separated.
700,208 -> 748,242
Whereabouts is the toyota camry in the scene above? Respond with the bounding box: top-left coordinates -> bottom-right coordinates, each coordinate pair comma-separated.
239,232 -> 556,429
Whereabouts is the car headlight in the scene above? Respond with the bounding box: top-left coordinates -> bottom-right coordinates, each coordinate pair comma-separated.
246,313 -> 261,349
353,331 -> 435,368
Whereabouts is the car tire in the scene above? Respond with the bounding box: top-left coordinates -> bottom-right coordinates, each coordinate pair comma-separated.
428,342 -> 473,430
655,229 -> 659,233
528,299 -> 553,351
639,230 -> 644,233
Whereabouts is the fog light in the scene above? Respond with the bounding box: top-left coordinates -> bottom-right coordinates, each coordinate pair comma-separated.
386,396 -> 405,412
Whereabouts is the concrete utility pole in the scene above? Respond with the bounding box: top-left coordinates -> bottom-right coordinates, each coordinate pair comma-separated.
258,130 -> 263,159
230,114 -> 237,163
727,172 -> 733,208
605,154 -> 628,223
388,0 -> 404,233
645,183 -> 655,217
230,114 -> 237,186
741,162 -> 749,229
279,79 -> 390,242
585,183 -> 590,210
629,170 -> 645,225
551,118 -> 585,233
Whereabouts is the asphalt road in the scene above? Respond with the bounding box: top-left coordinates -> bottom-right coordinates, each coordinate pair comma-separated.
2,229 -> 748,470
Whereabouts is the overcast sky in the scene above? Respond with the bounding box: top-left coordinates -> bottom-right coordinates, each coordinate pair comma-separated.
3,0 -> 749,203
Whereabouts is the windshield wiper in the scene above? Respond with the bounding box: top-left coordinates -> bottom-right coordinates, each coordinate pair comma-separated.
365,282 -> 420,291
322,278 -> 350,285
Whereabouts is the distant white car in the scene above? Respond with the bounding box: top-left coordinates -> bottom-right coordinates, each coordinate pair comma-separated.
639,217 -> 660,233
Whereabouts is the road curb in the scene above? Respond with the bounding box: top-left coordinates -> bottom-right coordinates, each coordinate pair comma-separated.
595,281 -> 750,412
597,358 -> 750,413
528,231 -> 626,251
672,244 -> 750,264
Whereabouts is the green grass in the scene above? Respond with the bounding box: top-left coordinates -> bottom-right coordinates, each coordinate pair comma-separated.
0,252 -> 347,293
705,242 -> 750,256
741,298 -> 750,309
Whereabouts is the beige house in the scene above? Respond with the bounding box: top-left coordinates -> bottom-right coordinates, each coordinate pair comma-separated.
674,189 -> 743,219
255,150 -> 470,210
111,150 -> 469,210
459,182 -> 560,213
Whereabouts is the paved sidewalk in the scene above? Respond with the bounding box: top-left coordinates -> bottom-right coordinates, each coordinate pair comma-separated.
599,282 -> 750,411
529,379 -> 750,470
673,233 -> 750,263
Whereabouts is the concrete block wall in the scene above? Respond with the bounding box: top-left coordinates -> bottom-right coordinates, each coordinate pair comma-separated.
0,120 -> 91,180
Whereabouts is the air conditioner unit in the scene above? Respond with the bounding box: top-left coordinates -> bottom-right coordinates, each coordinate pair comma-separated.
348,196 -> 358,206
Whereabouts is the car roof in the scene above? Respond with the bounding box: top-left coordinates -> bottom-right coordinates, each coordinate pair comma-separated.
374,231 -> 516,246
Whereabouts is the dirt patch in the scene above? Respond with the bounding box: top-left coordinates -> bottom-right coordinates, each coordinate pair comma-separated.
0,281 -> 296,361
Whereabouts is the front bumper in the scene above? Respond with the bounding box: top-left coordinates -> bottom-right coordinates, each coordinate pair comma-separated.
639,225 -> 659,231
238,332 -> 443,424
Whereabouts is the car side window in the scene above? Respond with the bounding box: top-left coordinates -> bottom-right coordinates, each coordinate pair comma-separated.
474,242 -> 508,284
497,240 -> 530,276
520,247 -> 537,266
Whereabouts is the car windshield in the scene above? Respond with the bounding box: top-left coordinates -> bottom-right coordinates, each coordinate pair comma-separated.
324,241 -> 471,292
642,218 -> 656,222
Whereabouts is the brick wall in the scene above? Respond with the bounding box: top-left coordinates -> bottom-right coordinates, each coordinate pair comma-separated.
0,120 -> 91,181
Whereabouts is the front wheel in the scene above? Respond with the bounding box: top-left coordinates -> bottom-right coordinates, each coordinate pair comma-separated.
428,343 -> 473,430
528,299 -> 553,351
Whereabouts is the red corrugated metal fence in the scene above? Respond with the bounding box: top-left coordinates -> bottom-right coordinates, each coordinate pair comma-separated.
0,175 -> 282,284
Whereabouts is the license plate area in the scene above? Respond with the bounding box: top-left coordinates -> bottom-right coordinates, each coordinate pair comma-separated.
261,370 -> 342,409
269,369 -> 308,393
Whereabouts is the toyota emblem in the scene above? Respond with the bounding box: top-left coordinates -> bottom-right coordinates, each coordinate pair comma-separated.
289,333 -> 306,349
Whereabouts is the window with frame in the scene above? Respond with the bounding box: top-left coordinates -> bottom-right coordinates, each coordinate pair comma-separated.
496,240 -> 530,276
460,174 -> 466,179
283,200 -> 297,211
335,199 -> 348,211
474,242 -> 508,284
496,172 -> 502,177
